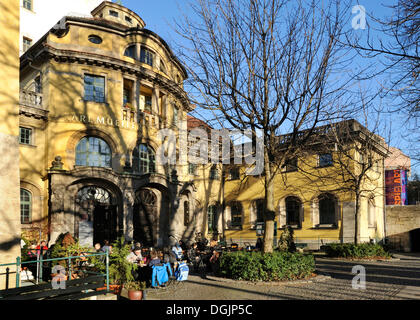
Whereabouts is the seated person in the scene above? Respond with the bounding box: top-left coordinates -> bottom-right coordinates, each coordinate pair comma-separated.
172,242 -> 183,260
148,250 -> 162,267
126,247 -> 143,265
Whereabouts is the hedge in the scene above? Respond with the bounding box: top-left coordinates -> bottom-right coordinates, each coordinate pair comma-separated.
218,251 -> 315,281
324,243 -> 391,259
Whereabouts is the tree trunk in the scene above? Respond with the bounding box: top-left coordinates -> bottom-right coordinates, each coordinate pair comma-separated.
263,152 -> 275,253
354,192 -> 360,244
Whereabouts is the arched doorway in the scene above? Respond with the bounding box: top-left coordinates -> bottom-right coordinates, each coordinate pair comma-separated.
75,186 -> 117,246
133,189 -> 158,247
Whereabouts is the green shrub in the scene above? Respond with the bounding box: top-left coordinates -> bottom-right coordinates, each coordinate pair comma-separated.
219,251 -> 315,281
324,243 -> 391,259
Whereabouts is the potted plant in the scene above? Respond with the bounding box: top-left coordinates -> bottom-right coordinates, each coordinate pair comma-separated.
105,237 -> 138,295
125,281 -> 147,300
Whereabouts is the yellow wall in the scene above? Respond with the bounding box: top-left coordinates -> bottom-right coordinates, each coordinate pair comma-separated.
0,0 -> 22,289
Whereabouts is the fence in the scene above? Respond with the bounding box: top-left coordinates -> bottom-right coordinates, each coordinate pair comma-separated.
0,251 -> 109,291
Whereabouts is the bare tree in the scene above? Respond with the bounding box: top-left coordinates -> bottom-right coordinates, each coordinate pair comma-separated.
175,0 -> 353,252
346,0 -> 419,161
294,113 -> 389,244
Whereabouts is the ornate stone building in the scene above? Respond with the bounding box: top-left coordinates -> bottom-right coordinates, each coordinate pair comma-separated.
19,1 -> 202,248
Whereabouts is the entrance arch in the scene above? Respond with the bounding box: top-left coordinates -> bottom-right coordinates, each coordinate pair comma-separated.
75,185 -> 119,246
133,189 -> 158,247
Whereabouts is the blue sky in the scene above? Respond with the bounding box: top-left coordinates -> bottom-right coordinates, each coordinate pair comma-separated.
117,0 -> 418,176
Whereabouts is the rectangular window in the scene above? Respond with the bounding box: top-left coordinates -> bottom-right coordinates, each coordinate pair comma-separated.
207,206 -> 217,232
139,94 -> 152,112
318,153 -> 333,167
256,199 -> 265,223
210,166 -> 219,180
109,10 -> 119,17
34,76 -> 42,93
23,0 -> 32,10
188,163 -> 197,175
173,107 -> 178,126
123,79 -> 134,106
84,74 -> 105,103
228,167 -> 240,180
19,127 -> 32,145
230,203 -> 242,227
283,157 -> 298,172
23,37 -> 32,52
140,47 -> 154,67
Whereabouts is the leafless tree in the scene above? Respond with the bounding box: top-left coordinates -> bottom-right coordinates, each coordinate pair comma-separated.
346,0 -> 419,162
293,109 -> 390,244
174,0 -> 355,252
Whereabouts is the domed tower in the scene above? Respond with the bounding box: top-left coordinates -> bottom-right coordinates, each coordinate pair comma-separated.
18,1 -> 196,247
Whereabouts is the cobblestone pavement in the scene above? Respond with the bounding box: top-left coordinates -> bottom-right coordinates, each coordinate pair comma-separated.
145,253 -> 420,300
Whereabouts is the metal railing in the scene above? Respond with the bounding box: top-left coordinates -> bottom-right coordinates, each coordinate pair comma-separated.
0,251 -> 109,291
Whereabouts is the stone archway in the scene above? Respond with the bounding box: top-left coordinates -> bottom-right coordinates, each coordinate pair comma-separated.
133,185 -> 171,247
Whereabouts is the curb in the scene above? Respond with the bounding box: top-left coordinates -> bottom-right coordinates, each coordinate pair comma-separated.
203,274 -> 332,286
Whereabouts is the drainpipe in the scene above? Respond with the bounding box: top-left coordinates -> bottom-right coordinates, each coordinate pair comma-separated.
383,158 -> 387,242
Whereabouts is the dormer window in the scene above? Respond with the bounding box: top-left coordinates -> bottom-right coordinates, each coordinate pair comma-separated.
125,16 -> 133,24
109,10 -> 119,18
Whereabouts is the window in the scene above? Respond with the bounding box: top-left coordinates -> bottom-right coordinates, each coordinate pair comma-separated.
230,202 -> 242,227
88,35 -> 102,44
23,0 -> 32,10
318,194 -> 336,225
184,201 -> 190,226
139,94 -> 152,112
318,153 -> 333,167
20,189 -> 31,224
209,166 -> 219,180
256,199 -> 265,223
19,127 -> 32,145
109,10 -> 119,17
160,61 -> 167,74
23,37 -> 32,52
34,76 -> 42,93
283,157 -> 298,172
75,136 -> 112,168
228,167 -> 240,180
124,45 -> 136,59
188,163 -> 197,175
285,196 -> 301,226
133,144 -> 156,174
207,205 -> 218,233
123,79 -> 134,106
125,16 -> 133,24
140,47 -> 154,67
84,74 -> 105,103
173,107 -> 178,126
368,198 -> 376,228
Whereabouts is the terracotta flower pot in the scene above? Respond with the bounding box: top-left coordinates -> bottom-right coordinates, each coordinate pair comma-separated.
96,284 -> 122,295
128,289 -> 143,300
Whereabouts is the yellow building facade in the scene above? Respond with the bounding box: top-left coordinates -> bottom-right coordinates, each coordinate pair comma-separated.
17,1 -> 387,251
0,0 -> 22,289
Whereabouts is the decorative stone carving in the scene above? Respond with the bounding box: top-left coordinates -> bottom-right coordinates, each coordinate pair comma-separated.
51,156 -> 64,170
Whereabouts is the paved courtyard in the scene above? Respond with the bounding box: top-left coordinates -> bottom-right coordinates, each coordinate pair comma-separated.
144,253 -> 420,300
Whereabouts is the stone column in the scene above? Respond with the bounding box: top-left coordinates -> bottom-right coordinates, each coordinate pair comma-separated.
123,189 -> 135,242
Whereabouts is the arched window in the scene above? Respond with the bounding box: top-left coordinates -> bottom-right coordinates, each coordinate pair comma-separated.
20,189 -> 32,224
75,136 -> 112,168
140,47 -> 154,67
133,144 -> 155,174
318,193 -> 337,225
285,196 -> 301,226
124,45 -> 136,59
